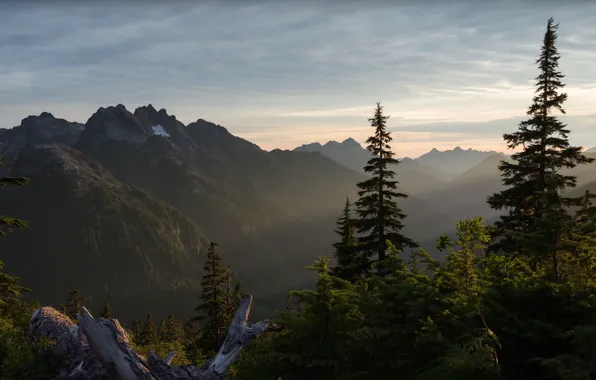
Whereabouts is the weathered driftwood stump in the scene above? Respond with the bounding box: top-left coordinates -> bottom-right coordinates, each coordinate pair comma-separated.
29,295 -> 283,380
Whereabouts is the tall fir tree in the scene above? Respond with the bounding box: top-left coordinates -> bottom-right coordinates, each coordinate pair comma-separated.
63,289 -> 87,321
191,242 -> 230,352
158,319 -> 169,342
99,299 -> 112,319
330,197 -> 361,282
487,18 -> 593,270
132,319 -> 143,346
164,314 -> 185,343
139,313 -> 158,346
355,102 -> 416,274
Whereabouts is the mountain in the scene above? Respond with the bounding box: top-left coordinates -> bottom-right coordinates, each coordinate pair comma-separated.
452,153 -> 511,185
416,146 -> 505,176
416,151 -> 596,224
0,112 -> 84,147
294,137 -> 371,174
415,153 -> 512,223
0,143 -> 205,322
564,152 -> 596,189
292,138 -> 452,195
0,105 -> 453,321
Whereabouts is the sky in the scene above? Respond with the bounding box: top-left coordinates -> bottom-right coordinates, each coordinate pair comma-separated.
1,1 -> 595,158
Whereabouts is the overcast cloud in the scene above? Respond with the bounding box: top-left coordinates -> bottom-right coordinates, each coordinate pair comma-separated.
1,0 -> 595,157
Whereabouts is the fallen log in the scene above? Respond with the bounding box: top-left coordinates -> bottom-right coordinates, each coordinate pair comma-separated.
29,294 -> 283,379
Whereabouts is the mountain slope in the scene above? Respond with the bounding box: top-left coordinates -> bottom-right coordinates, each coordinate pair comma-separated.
416,146 -> 504,176
0,143 -> 206,321
416,154 -> 512,222
294,138 -> 371,174
292,138 -> 451,195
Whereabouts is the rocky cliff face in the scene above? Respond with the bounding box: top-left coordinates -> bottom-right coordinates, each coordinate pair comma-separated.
76,104 -> 150,155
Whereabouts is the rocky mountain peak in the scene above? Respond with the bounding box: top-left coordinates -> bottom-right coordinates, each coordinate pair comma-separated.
295,142 -> 323,152
342,137 -> 361,146
38,111 -> 54,118
0,112 -> 84,147
76,105 -> 150,154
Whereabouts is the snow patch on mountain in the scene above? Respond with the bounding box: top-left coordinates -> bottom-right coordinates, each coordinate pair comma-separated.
151,125 -> 170,137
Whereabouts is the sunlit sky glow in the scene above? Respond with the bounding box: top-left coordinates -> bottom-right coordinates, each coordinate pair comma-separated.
1,1 -> 595,158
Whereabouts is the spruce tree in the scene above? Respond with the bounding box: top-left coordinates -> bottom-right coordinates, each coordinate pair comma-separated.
355,102 -> 416,274
487,18 -> 593,268
164,314 -> 185,343
132,319 -> 143,345
99,299 -> 112,319
140,313 -> 158,346
0,261 -> 29,308
63,289 -> 87,320
158,319 -> 169,342
227,279 -> 243,319
192,241 -> 229,351
330,197 -> 361,282
436,217 -> 491,301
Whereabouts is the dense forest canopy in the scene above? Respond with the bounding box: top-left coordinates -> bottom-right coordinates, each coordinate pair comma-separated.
2,17 -> 596,380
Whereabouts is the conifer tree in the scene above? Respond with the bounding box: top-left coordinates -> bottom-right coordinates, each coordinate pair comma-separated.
164,314 -> 185,343
0,261 -> 29,308
487,18 -> 594,267
132,319 -> 143,345
140,313 -> 158,346
436,217 -> 491,301
330,197 -> 361,281
559,190 -> 596,285
192,242 -> 229,351
227,279 -> 243,318
99,299 -> 112,319
0,154 -> 29,237
158,319 -> 168,342
63,289 -> 87,320
355,102 -> 416,274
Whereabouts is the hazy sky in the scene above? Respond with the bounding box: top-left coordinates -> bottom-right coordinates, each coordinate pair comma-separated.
1,1 -> 595,158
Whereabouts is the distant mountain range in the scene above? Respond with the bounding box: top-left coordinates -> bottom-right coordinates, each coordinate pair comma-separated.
294,139 -> 505,179
293,138 -> 596,226
416,146 -> 506,175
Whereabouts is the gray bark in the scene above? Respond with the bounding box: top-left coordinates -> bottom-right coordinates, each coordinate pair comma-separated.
29,295 -> 282,380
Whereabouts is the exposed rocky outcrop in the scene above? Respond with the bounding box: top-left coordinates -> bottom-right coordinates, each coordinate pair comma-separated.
29,295 -> 282,380
76,104 -> 150,155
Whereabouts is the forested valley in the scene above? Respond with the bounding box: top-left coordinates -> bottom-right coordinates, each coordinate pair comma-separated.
3,17 -> 596,380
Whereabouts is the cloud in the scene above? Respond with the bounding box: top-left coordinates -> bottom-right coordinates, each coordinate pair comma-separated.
1,1 -> 595,156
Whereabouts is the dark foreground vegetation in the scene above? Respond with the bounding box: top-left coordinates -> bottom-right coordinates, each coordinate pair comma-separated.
2,18 -> 596,380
